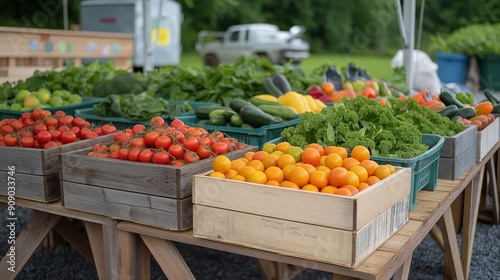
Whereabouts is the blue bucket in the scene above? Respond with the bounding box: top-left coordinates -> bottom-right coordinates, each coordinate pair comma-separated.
435,52 -> 469,84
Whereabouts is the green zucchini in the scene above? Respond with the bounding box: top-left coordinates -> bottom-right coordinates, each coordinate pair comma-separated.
271,73 -> 292,94
195,106 -> 230,119
492,104 -> 500,114
455,107 -> 476,119
262,77 -> 284,98
208,115 -> 227,126
208,109 -> 230,119
450,115 -> 463,123
439,91 -> 465,109
229,99 -> 254,113
239,105 -> 279,127
248,96 -> 284,107
436,105 -> 458,118
484,89 -> 500,104
258,104 -> 298,120
241,123 -> 254,129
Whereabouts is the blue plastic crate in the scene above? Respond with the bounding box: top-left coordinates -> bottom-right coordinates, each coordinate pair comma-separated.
0,97 -> 102,120
175,115 -> 299,149
370,134 -> 445,210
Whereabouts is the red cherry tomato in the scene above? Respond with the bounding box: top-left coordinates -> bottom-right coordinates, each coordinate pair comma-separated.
169,119 -> 184,128
132,124 -> 146,135
138,149 -> 154,163
144,131 -> 160,148
155,135 -> 173,150
168,144 -> 185,159
61,131 -> 77,144
182,137 -> 199,152
101,124 -> 117,135
153,150 -> 170,164
20,137 -> 35,148
211,142 -> 229,155
128,147 -> 142,161
3,134 -> 18,146
36,131 -> 52,144
196,145 -> 213,159
150,116 -> 166,127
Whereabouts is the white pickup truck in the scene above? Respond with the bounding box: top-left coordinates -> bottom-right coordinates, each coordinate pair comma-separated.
195,23 -> 310,66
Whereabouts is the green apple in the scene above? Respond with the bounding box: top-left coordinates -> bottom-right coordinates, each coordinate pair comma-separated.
15,89 -> 31,102
286,146 -> 303,163
68,94 -> 83,104
352,80 -> 366,93
49,96 -> 64,107
52,90 -> 64,98
262,143 -> 276,154
36,89 -> 51,104
62,90 -> 72,99
23,95 -> 40,109
343,82 -> 354,91
10,103 -> 22,111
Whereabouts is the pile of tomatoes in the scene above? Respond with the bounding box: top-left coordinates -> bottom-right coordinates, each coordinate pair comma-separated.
87,116 -> 248,166
0,108 -> 117,149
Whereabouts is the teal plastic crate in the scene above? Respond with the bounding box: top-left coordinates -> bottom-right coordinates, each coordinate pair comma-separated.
74,100 -> 219,130
0,97 -> 102,120
175,115 -> 299,149
370,134 -> 445,211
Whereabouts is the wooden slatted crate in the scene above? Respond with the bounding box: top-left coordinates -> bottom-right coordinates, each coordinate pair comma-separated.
477,118 -> 500,161
192,167 -> 411,267
60,145 -> 258,230
0,133 -> 116,202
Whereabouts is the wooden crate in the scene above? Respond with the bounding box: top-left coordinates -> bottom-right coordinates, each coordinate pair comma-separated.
0,26 -> 134,83
193,167 -> 411,232
0,133 -> 116,202
194,195 -> 409,268
477,117 -> 500,161
438,125 -> 477,180
61,145 -> 258,230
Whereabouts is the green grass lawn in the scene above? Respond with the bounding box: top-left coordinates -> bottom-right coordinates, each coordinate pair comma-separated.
180,53 -> 394,80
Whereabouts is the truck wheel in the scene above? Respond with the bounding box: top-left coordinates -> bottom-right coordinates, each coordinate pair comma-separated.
204,54 -> 219,67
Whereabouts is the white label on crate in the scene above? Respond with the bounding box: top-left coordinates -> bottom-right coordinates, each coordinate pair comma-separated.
355,196 -> 410,261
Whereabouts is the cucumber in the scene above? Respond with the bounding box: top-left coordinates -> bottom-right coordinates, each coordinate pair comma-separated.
222,110 -> 238,121
241,123 -> 254,129
262,77 -> 284,98
230,114 -> 243,127
208,109 -> 230,119
493,104 -> 500,114
208,115 -> 227,126
258,104 -> 298,120
484,89 -> 500,104
229,99 -> 254,113
271,73 -> 292,94
439,91 -> 465,109
195,106 -> 230,119
249,96 -> 284,107
455,107 -> 476,119
436,105 -> 458,118
239,105 -> 279,127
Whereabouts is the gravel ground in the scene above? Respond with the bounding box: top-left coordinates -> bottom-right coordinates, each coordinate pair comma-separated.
1,206 -> 500,279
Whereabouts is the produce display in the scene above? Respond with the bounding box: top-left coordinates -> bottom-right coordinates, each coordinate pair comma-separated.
0,108 -> 117,148
209,141 -> 397,197
435,88 -> 497,131
92,93 -> 193,121
86,118 -> 248,166
0,88 -> 84,111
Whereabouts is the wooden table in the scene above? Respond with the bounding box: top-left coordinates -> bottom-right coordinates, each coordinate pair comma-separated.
117,142 -> 500,280
0,197 -> 119,280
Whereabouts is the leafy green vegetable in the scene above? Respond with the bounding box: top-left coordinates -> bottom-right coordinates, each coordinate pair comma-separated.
93,72 -> 146,97
280,96 -> 429,158
93,93 -> 192,121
